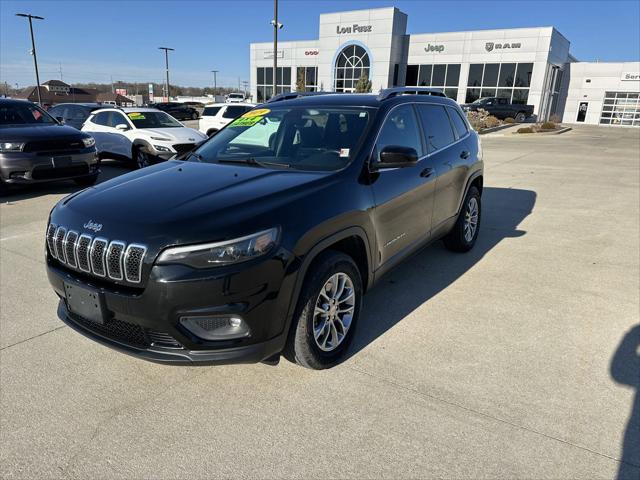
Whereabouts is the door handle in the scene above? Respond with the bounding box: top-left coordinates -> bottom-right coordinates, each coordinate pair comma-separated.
460,151 -> 471,160
420,167 -> 434,178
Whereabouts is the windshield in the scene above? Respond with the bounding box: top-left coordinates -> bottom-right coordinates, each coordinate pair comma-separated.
192,106 -> 374,172
228,94 -> 244,99
0,102 -> 57,126
126,111 -> 182,128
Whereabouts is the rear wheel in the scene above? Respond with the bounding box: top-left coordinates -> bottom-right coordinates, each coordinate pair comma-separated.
191,112 -> 198,120
284,251 -> 362,369
207,129 -> 218,137
132,146 -> 151,169
443,186 -> 481,252
515,112 -> 526,123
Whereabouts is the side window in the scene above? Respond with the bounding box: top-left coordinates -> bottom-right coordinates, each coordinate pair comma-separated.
109,113 -> 129,128
376,105 -> 423,159
48,105 -> 65,118
203,106 -> 222,116
416,104 -> 456,153
498,98 -> 508,105
223,106 -> 248,119
92,111 -> 110,126
447,107 -> 469,139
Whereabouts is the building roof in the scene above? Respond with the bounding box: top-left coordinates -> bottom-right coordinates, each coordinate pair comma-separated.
96,92 -> 134,104
14,84 -> 98,105
43,79 -> 70,87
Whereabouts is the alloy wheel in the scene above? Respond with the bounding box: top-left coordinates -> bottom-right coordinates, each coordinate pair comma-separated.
464,197 -> 479,242
313,272 -> 355,352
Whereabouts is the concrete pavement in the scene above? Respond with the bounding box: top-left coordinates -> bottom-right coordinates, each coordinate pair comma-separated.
1,125 -> 638,479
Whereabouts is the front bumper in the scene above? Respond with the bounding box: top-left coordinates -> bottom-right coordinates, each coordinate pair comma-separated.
0,149 -> 99,184
46,250 -> 296,365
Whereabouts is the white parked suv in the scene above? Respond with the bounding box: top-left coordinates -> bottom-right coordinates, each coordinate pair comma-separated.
82,107 -> 207,168
225,93 -> 246,103
198,103 -> 255,137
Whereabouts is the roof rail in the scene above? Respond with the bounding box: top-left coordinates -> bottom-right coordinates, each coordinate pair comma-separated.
377,87 -> 446,101
266,91 -> 332,103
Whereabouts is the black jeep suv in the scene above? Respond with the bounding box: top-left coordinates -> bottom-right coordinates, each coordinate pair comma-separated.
46,88 -> 483,369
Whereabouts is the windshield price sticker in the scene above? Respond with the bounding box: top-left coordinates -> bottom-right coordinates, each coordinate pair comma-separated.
339,148 -> 350,157
230,116 -> 264,127
241,108 -> 270,118
128,112 -> 145,120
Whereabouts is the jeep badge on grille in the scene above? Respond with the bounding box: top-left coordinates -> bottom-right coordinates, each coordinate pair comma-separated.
83,220 -> 102,233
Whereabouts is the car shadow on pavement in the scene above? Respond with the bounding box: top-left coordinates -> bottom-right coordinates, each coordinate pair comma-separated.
347,186 -> 537,360
0,161 -> 130,202
610,324 -> 640,479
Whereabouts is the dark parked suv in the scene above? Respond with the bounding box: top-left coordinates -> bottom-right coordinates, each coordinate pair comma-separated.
153,102 -> 199,120
46,88 -> 483,369
0,99 -> 99,191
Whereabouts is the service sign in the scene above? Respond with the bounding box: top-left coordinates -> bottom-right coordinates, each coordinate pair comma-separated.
621,72 -> 640,81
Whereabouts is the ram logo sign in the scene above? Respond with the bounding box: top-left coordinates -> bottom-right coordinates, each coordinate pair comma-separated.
485,42 -> 522,52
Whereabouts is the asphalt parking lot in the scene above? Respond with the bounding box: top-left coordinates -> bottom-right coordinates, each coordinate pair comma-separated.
1,125 -> 639,479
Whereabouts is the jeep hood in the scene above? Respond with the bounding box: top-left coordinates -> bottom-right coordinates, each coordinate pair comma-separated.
52,160 -> 335,247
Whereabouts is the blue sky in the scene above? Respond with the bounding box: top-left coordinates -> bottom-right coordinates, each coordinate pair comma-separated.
1,0 -> 639,88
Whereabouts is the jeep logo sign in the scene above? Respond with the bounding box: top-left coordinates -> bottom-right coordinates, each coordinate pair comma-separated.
424,44 -> 445,53
336,24 -> 372,34
485,42 -> 522,52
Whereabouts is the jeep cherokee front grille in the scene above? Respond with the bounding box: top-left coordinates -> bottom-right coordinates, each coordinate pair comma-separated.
47,224 -> 147,284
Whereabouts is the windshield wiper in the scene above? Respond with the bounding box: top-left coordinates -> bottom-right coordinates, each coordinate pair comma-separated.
217,157 -> 291,168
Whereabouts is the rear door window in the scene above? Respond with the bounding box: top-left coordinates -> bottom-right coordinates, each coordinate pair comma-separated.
203,106 -> 222,116
92,111 -> 110,126
223,106 -> 249,119
416,104 -> 456,153
447,107 -> 469,139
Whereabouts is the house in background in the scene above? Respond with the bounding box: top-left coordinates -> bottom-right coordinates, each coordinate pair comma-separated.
15,80 -> 99,107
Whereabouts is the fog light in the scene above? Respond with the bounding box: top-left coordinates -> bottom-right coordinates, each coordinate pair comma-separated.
180,315 -> 250,341
9,171 -> 27,179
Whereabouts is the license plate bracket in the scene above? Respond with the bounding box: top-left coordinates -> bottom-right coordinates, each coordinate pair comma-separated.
64,282 -> 106,324
53,156 -> 72,168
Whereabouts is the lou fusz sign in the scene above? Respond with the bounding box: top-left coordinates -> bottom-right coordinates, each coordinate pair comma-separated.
336,24 -> 372,34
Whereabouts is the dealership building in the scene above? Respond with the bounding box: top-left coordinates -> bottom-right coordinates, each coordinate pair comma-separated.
250,6 -> 640,126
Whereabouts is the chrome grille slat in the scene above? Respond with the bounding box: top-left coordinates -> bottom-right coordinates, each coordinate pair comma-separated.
106,241 -> 125,281
90,238 -> 108,277
76,234 -> 92,272
47,223 -> 146,284
124,244 -> 146,283
63,231 -> 79,268
46,224 -> 57,258
54,227 -> 67,263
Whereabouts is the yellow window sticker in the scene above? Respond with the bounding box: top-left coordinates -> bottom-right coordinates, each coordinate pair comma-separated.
241,108 -> 270,118
229,116 -> 264,127
127,112 -> 146,120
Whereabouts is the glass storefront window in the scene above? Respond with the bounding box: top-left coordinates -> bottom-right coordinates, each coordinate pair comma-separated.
334,44 -> 370,92
257,67 -> 291,100
466,63 -> 531,105
296,67 -> 318,91
405,63 -> 460,99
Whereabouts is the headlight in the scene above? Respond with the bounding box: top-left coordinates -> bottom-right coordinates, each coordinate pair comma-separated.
151,136 -> 171,141
0,142 -> 25,152
157,228 -> 279,268
82,137 -> 95,148
154,145 -> 172,152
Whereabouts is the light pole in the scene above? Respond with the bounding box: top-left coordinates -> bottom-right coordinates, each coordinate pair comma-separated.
211,70 -> 218,95
16,13 -> 44,105
158,47 -> 174,101
270,0 -> 283,99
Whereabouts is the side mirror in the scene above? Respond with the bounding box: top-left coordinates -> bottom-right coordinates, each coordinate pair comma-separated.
376,145 -> 418,169
56,116 -> 65,124
115,124 -> 129,131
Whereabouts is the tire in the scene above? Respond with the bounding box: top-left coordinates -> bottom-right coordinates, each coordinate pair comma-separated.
443,186 -> 481,253
191,112 -> 198,120
132,146 -> 152,169
0,178 -> 9,196
515,112 -> 526,123
73,174 -> 98,187
284,251 -> 363,369
207,129 -> 218,137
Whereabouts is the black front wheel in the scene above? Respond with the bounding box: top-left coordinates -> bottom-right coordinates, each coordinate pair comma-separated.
444,186 -> 481,252
132,147 -> 152,169
191,112 -> 198,120
515,112 -> 526,123
284,251 -> 362,369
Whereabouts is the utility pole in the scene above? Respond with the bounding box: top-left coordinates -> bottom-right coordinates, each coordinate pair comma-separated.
241,80 -> 249,98
59,62 -> 63,81
16,13 -> 44,105
270,0 -> 283,99
211,70 -> 218,95
158,47 -> 174,101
